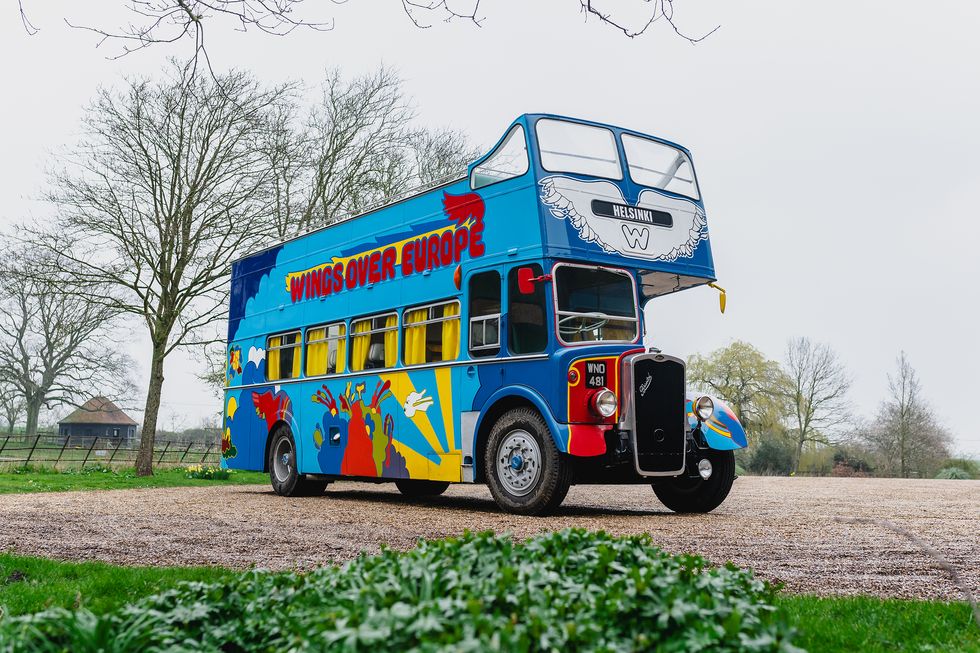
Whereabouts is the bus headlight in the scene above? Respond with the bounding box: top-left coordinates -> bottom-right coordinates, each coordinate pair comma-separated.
695,396 -> 714,422
591,388 -> 618,418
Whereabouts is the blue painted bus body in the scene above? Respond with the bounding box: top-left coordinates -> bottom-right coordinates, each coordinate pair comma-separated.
221,114 -> 745,485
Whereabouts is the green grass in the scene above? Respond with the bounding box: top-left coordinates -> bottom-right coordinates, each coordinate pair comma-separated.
0,552 -> 976,651
778,595 -> 978,652
0,554 -> 235,617
0,466 -> 267,494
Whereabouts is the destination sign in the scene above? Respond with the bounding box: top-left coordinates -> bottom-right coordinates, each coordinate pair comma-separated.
591,199 -> 673,228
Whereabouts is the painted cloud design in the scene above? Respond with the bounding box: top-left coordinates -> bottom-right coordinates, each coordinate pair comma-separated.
247,346 -> 265,369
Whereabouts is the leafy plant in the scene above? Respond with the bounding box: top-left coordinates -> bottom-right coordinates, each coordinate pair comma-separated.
938,458 -> 978,478
0,529 -> 801,652
182,465 -> 232,480
935,466 -> 971,480
749,436 -> 796,476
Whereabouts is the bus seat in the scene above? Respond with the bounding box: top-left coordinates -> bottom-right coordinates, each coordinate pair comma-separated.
328,348 -> 337,370
367,343 -> 385,368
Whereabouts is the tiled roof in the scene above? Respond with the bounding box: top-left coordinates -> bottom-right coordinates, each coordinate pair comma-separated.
58,397 -> 137,426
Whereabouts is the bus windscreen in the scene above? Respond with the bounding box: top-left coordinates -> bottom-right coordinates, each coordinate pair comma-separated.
555,265 -> 638,344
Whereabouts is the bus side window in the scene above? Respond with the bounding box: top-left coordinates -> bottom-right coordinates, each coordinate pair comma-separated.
350,313 -> 398,371
469,271 -> 501,357
470,124 -> 528,190
507,265 -> 548,355
267,331 -> 301,381
404,300 -> 461,365
306,322 -> 347,377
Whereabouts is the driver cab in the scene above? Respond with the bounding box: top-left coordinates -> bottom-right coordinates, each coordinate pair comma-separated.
504,260 -> 641,352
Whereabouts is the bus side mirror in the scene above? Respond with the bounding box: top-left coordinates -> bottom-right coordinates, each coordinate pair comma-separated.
517,267 -> 552,294
708,282 -> 727,314
517,267 -> 537,295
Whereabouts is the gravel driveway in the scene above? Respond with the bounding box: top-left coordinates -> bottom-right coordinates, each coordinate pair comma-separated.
1,476 -> 977,600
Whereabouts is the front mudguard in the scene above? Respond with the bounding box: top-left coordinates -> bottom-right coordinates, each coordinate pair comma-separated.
685,395 -> 747,450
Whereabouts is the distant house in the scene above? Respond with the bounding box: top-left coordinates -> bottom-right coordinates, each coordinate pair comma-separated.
58,397 -> 137,446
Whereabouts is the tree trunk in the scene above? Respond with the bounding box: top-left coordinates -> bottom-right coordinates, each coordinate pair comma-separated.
792,437 -> 805,474
136,345 -> 167,477
899,427 -> 908,478
24,397 -> 42,439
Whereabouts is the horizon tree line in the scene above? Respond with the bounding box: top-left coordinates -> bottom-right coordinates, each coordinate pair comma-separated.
688,339 -> 957,478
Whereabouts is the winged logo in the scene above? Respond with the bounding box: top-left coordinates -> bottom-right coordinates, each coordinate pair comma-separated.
539,176 -> 707,262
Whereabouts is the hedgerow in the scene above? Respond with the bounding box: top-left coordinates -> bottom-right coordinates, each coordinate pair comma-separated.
0,529 -> 801,652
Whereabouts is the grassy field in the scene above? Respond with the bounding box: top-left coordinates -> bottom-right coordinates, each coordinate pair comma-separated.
0,553 -> 976,652
777,595 -> 979,652
0,554 -> 234,616
0,466 -> 268,494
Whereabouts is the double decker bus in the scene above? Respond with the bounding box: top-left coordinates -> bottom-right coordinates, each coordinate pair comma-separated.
222,114 -> 747,515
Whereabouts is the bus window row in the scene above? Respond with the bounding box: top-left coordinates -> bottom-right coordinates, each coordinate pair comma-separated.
261,264 -> 637,382
265,300 -> 465,382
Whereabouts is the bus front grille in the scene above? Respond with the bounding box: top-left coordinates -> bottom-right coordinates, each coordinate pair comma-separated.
623,354 -> 686,476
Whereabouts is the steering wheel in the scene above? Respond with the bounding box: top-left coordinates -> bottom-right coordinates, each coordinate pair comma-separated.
558,313 -> 608,336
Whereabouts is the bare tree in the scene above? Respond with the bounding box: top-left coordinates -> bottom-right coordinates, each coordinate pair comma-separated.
783,337 -> 851,473
192,67 -> 474,403
862,352 -> 951,478
29,61 -> 291,475
579,1 -> 718,41
263,67 -> 477,239
0,247 -> 131,439
0,384 -> 25,435
18,1 -> 710,63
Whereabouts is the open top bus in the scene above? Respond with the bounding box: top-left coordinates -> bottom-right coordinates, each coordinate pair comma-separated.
222,113 -> 747,515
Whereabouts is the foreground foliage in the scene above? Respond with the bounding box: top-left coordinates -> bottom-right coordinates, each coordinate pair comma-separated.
0,466 -> 266,494
2,546 -> 976,653
0,529 -> 798,652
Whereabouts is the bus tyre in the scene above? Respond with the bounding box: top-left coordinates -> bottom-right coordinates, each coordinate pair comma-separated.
395,479 -> 450,497
651,449 -> 735,513
485,408 -> 572,516
268,426 -> 327,497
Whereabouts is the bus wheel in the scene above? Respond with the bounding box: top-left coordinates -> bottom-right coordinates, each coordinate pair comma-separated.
394,479 -> 450,497
485,408 -> 572,516
651,450 -> 735,513
268,426 -> 327,497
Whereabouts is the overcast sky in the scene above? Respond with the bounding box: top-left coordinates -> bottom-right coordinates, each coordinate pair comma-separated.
2,1 -> 978,456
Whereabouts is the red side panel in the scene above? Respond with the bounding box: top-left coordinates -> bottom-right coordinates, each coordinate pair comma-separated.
568,424 -> 610,457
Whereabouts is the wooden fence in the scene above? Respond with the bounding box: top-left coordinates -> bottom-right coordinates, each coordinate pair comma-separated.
0,432 -> 221,470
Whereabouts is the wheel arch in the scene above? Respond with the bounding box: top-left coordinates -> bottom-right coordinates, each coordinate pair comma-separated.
263,419 -> 295,473
472,387 -> 568,482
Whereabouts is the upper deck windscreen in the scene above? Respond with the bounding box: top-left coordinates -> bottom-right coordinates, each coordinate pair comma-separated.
535,118 -> 700,200
530,115 -> 714,286
535,119 -> 623,180
622,134 -> 700,200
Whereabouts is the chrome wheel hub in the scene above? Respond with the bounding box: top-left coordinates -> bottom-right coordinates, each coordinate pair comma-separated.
496,430 -> 541,497
273,437 -> 293,483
